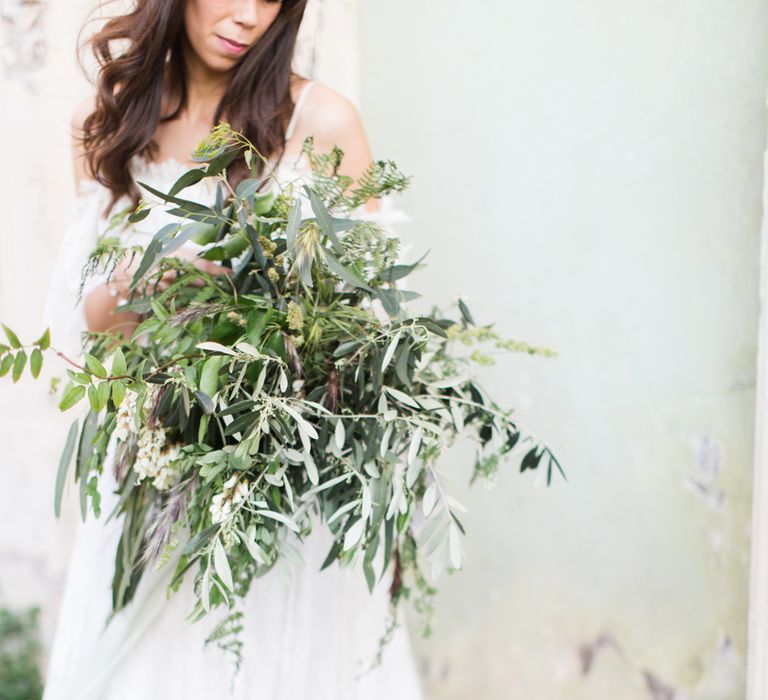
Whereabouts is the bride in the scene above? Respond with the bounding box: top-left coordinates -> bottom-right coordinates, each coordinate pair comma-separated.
42,1 -> 424,698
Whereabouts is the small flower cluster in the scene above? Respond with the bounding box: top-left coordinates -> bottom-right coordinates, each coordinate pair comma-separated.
114,390 -> 139,442
210,474 -> 250,524
114,382 -> 163,442
226,311 -> 247,327
134,426 -> 181,491
286,301 -> 304,332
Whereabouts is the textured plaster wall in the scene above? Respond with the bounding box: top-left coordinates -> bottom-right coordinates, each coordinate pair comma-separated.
358,1 -> 768,698
0,0 -> 97,662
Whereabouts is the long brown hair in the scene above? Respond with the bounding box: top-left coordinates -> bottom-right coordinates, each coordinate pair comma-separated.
77,0 -> 308,217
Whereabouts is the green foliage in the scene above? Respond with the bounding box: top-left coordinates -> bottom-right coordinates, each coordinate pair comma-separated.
0,327 -> 54,383
0,123 -> 564,684
299,135 -> 411,211
0,605 -> 44,700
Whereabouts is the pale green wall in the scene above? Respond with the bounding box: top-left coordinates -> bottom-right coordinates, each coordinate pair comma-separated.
359,2 -> 768,697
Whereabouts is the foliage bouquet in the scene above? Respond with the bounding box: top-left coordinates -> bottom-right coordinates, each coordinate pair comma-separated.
1,125 -> 563,671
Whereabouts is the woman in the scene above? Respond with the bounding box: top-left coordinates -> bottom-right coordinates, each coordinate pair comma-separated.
42,1 -> 424,698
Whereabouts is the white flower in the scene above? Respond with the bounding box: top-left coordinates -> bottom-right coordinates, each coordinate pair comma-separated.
151,442 -> 182,491
209,475 -> 250,524
114,391 -> 138,442
132,427 -> 181,491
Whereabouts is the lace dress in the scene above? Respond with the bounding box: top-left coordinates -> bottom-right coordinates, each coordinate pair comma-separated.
41,85 -> 423,700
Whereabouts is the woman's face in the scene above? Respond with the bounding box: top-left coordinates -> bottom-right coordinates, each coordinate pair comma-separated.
183,0 -> 283,72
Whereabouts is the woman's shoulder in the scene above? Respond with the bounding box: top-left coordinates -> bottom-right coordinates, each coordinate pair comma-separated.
287,78 -> 374,187
291,78 -> 363,149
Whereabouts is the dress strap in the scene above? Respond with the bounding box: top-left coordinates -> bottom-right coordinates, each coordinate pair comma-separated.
285,80 -> 316,141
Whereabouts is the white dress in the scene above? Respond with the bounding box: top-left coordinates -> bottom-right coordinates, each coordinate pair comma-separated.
41,82 -> 424,700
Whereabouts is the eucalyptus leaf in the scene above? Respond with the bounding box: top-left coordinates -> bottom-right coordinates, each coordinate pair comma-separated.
213,537 -> 234,591
54,419 -> 78,517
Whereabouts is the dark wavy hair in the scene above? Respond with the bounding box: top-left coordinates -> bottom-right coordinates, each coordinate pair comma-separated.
77,0 -> 308,217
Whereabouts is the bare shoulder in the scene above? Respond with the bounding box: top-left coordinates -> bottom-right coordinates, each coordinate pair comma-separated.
294,80 -> 374,191
70,92 -> 97,187
300,81 -> 362,143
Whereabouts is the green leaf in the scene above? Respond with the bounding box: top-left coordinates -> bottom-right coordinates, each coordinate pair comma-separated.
34,327 -> 51,350
181,524 -> 218,556
363,530 -> 380,593
112,380 -> 126,408
304,186 -> 355,248
395,344 -> 412,389
333,340 -> 361,358
200,355 -> 225,396
378,249 -> 429,283
244,224 -> 267,267
136,181 -> 216,219
304,452 -> 319,485
201,569 -> 212,613
375,288 -> 400,316
319,541 -> 342,571
0,354 -> 13,377
253,191 -> 276,216
194,390 -> 215,415
321,249 -> 373,292
127,207 -> 150,223
414,317 -> 449,338
305,187 -> 343,253
458,298 -> 475,325
130,238 -> 163,290
196,341 -> 237,355
520,446 -> 541,473
235,177 -> 265,199
343,518 -> 365,551
97,380 -> 111,411
383,385 -> 420,409
246,309 -> 271,345
79,459 -> 90,521
111,347 -> 126,376
55,419 -> 79,517
381,329 -> 401,373
29,347 -> 43,378
2,324 -> 21,349
206,147 -> 241,176
87,384 -> 100,412
256,509 -> 300,532
11,350 -> 26,382
285,200 -> 302,253
169,167 -> 207,197
159,221 -> 211,258
149,297 -> 168,321
59,384 -> 86,411
85,353 -> 107,378
128,222 -> 182,290
66,369 -> 92,385
237,528 -> 268,564
213,537 -> 234,591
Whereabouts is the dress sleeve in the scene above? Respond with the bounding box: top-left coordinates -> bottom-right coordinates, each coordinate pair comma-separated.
41,181 -> 114,361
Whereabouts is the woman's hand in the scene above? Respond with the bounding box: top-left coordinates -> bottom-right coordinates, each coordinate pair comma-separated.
112,244 -> 233,296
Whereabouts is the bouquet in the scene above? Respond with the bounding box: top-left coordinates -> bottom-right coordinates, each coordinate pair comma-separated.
2,125 -> 564,674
